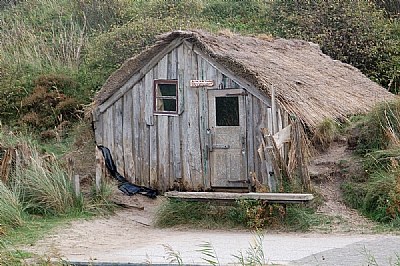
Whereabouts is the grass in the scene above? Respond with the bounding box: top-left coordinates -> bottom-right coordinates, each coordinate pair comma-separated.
312,118 -> 340,151
0,129 -> 116,266
155,199 -> 242,229
16,153 -> 82,215
0,181 -> 25,228
341,100 -> 400,225
155,198 -> 327,231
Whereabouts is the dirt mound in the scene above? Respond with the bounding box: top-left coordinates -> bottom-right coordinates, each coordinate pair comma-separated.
309,142 -> 377,233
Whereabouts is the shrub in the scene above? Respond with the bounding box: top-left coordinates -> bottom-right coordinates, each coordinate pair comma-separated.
18,74 -> 82,133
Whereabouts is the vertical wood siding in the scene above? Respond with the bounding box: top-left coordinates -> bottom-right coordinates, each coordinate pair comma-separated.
95,42 -> 290,192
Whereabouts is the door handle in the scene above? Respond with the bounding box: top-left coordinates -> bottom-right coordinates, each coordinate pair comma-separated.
212,144 -> 230,149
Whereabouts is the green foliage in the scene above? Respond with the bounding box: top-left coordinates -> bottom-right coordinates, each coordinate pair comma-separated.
353,100 -> 400,154
269,0 -> 400,93
15,151 -> 81,215
342,167 -> 400,224
202,0 -> 269,33
72,0 -> 124,33
155,198 -> 323,231
155,199 -> 240,228
0,181 -> 24,228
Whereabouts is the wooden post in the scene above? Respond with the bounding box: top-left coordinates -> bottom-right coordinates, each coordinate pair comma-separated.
66,157 -> 74,181
95,146 -> 105,191
73,175 -> 80,197
271,85 -> 278,135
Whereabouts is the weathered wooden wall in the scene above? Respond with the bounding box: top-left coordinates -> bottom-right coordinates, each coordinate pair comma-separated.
93,42 -> 290,192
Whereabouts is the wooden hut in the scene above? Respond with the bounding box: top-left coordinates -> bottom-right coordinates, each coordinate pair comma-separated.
92,30 -> 395,193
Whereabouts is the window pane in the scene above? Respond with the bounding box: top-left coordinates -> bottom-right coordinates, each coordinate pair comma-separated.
158,84 -> 176,97
216,96 -> 239,126
156,98 -> 177,112
154,81 -> 178,114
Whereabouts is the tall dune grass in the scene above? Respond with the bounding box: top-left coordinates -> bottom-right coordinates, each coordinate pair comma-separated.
0,0 -> 86,74
16,152 -> 81,215
0,181 -> 24,228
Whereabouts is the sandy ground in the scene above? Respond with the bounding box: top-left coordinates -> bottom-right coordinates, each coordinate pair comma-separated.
22,142 -> 400,265
23,195 -> 400,265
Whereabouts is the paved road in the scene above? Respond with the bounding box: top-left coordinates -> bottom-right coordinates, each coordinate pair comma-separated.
61,231 -> 400,265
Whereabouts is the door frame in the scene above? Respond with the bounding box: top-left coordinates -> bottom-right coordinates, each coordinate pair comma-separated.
206,88 -> 248,188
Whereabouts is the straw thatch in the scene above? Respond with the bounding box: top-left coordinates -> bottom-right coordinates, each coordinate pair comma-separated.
93,30 -> 397,131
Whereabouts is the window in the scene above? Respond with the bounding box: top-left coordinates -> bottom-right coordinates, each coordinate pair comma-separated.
216,96 -> 239,126
154,79 -> 178,114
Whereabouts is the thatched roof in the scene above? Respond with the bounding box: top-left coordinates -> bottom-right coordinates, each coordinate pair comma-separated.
94,30 -> 397,130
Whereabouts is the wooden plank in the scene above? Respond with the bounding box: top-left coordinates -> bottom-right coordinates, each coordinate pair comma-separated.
73,175 -> 80,197
180,45 -> 192,189
98,38 -> 184,113
92,109 -> 103,145
177,44 -> 185,115
140,77 -> 150,187
95,146 -> 105,191
149,115 -> 158,188
185,46 -> 203,190
106,107 -> 114,154
144,66 -> 154,126
273,125 -> 291,150
123,91 -> 134,181
165,191 -> 314,203
158,53 -> 168,79
114,98 -> 125,176
198,87 -> 209,189
132,82 -> 141,184
271,85 -> 278,135
246,94 -> 255,187
158,116 -> 169,192
170,116 -> 182,186
169,48 -> 180,189
168,48 -> 178,79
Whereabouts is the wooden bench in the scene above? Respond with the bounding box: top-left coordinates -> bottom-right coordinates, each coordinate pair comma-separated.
164,191 -> 314,204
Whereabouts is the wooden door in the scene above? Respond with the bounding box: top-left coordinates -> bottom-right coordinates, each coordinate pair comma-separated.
207,89 -> 247,187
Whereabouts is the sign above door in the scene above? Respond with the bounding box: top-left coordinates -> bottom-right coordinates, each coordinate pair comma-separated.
190,80 -> 214,87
